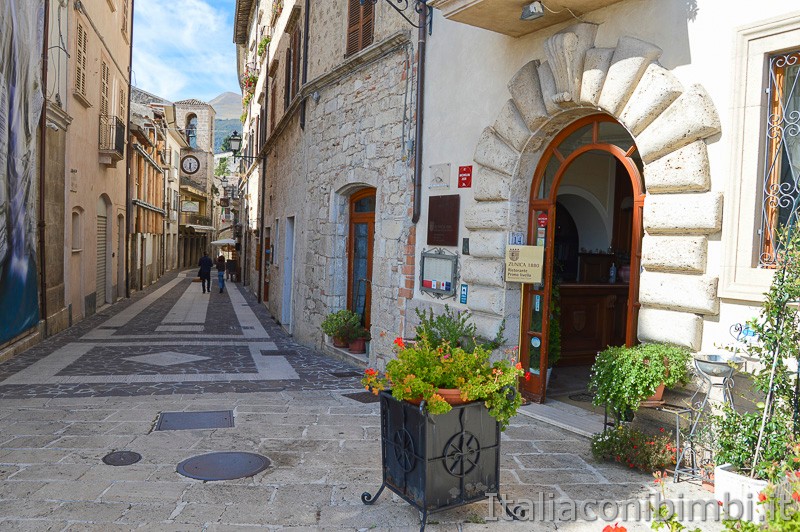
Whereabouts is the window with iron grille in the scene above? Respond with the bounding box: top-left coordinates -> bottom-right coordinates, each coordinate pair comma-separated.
75,23 -> 88,97
346,0 -> 374,57
760,50 -> 800,267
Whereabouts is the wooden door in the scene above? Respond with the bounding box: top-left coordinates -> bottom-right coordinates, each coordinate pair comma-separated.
348,189 -> 376,329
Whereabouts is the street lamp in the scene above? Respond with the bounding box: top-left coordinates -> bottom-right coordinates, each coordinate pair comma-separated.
227,131 -> 263,162
359,0 -> 428,29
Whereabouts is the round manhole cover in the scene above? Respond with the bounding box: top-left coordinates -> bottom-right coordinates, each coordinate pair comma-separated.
102,451 -> 142,466
176,452 -> 271,481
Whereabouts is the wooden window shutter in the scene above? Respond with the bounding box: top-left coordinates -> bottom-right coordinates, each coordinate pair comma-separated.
346,0 -> 362,57
361,1 -> 374,50
291,30 -> 301,99
119,88 -> 125,118
100,61 -> 109,115
284,50 -> 292,111
270,79 -> 277,133
75,24 -> 87,96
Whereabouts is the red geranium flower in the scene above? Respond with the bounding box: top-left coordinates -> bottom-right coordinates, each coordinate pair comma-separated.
524,372 -> 531,381
793,491 -> 800,503
758,492 -> 767,502
394,337 -> 405,349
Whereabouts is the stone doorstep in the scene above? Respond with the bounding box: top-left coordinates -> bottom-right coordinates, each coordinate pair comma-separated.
518,401 -> 605,438
320,342 -> 368,369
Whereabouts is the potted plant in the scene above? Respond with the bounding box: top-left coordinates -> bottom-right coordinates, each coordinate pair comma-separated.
709,226 -> 800,524
362,336 -> 524,429
348,326 -> 370,354
257,36 -> 271,57
590,424 -> 675,472
589,343 -> 692,424
320,309 -> 361,348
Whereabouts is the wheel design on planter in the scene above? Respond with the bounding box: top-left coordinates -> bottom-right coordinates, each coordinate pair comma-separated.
393,428 -> 416,472
443,431 -> 480,477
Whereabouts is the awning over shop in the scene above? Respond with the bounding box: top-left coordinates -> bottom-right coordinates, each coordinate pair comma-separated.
185,224 -> 216,233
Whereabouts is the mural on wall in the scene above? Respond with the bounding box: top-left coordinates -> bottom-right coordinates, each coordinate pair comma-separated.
0,1 -> 44,344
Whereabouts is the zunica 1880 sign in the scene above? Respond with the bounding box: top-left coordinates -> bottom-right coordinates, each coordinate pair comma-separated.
505,245 -> 544,284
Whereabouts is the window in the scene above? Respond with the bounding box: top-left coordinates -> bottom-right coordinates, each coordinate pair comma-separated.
291,29 -> 301,101
100,61 -> 109,116
186,114 -> 197,148
71,210 -> 83,252
760,50 -> 800,267
284,50 -> 292,111
346,0 -> 374,56
121,0 -> 129,37
75,23 -> 88,98
119,88 -> 125,118
270,78 -> 277,132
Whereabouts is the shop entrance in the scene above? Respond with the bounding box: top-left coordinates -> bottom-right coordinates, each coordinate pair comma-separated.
521,115 -> 645,402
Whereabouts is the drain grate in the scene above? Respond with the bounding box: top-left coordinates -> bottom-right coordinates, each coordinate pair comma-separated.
342,391 -> 380,404
176,452 -> 270,481
330,370 -> 363,378
155,410 -> 234,431
568,392 -> 595,403
102,451 -> 142,466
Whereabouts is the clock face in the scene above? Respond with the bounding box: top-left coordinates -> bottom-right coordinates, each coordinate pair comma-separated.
181,155 -> 200,175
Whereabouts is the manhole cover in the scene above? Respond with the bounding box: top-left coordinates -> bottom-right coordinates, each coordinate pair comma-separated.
568,392 -> 595,403
343,391 -> 380,403
176,452 -> 270,481
102,451 -> 142,466
155,410 -> 234,431
330,371 -> 362,378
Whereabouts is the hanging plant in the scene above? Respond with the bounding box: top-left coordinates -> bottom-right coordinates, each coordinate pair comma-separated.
271,0 -> 283,21
241,69 -> 258,95
242,92 -> 252,109
257,36 -> 271,57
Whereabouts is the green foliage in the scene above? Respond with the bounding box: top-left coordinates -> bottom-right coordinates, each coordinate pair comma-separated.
714,406 -> 793,480
257,36 -> 271,57
320,310 -> 361,341
362,337 -> 523,429
591,424 -> 675,473
214,157 -> 229,177
713,226 -> 800,481
414,305 -> 505,353
590,343 -> 692,423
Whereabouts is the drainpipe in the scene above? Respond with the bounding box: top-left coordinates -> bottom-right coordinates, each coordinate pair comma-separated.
124,0 -> 135,298
299,0 -> 310,129
411,3 -> 427,224
38,0 -> 51,333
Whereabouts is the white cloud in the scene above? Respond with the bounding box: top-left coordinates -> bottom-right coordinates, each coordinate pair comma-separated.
132,0 -> 238,102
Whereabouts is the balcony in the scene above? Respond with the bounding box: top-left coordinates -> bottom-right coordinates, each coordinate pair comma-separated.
428,0 -> 625,37
99,114 -> 126,166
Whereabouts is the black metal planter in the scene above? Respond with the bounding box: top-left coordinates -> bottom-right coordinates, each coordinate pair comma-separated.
362,391 -> 500,531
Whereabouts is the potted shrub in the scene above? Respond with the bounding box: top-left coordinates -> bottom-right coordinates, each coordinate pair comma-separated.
320,309 -> 361,348
348,326 -> 370,354
591,424 -> 675,472
257,36 -> 271,57
589,343 -> 692,424
710,226 -> 800,524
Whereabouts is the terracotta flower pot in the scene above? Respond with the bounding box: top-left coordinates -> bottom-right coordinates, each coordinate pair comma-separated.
348,337 -> 367,354
640,383 -> 666,407
407,388 -> 470,406
332,336 -> 348,348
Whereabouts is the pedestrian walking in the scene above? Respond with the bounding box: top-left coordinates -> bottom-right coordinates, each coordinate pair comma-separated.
198,252 -> 213,294
216,255 -> 226,293
226,257 -> 236,282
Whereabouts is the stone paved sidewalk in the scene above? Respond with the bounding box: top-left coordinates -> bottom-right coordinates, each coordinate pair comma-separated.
0,271 -> 721,531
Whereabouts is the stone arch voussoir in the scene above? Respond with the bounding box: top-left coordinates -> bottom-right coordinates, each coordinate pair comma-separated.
468,23 -> 723,351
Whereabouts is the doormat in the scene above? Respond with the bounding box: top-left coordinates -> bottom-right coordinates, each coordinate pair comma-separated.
177,451 -> 270,481
568,392 -> 595,403
330,370 -> 363,378
102,451 -> 142,466
155,410 -> 234,431
342,391 -> 380,403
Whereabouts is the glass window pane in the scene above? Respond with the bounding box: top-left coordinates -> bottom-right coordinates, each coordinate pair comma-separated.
354,195 -> 375,213
598,121 -> 634,153
557,124 -> 592,155
351,223 -> 369,321
529,293 -> 544,333
536,156 -> 560,199
528,336 -> 543,374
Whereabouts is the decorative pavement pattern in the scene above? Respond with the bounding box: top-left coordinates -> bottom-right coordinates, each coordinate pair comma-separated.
0,271 -> 718,530
0,272 -> 363,399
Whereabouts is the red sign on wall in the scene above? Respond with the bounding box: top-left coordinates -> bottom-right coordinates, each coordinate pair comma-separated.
458,165 -> 472,188
537,212 -> 548,227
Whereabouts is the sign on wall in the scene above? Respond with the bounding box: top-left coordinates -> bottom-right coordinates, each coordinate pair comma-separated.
181,200 -> 200,213
505,245 -> 544,284
458,165 -> 472,188
427,195 -> 460,246
420,248 -> 458,298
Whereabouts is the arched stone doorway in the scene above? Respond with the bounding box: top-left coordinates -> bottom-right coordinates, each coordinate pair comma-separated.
462,23 -> 723,403
522,114 -> 645,399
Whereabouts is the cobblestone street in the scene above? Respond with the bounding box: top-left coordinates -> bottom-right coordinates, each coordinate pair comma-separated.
0,272 -> 715,531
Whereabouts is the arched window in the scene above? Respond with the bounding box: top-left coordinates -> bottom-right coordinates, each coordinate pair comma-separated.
186,114 -> 197,148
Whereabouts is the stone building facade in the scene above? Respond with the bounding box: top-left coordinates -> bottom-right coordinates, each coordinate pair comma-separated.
235,0 -> 421,358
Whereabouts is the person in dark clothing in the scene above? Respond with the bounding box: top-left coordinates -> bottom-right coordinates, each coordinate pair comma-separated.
198,252 -> 213,293
216,255 -> 226,293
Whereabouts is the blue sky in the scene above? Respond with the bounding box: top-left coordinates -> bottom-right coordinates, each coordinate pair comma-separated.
132,0 -> 239,103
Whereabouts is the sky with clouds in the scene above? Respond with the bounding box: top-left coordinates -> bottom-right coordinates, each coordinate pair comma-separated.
132,0 -> 239,103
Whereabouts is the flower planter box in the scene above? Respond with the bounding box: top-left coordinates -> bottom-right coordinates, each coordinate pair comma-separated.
714,463 -> 768,523
362,391 -> 500,531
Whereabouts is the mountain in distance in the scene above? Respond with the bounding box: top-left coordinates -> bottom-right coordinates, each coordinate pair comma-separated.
210,92 -> 243,154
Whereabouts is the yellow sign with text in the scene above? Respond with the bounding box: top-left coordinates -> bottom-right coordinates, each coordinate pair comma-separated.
505,245 -> 544,284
